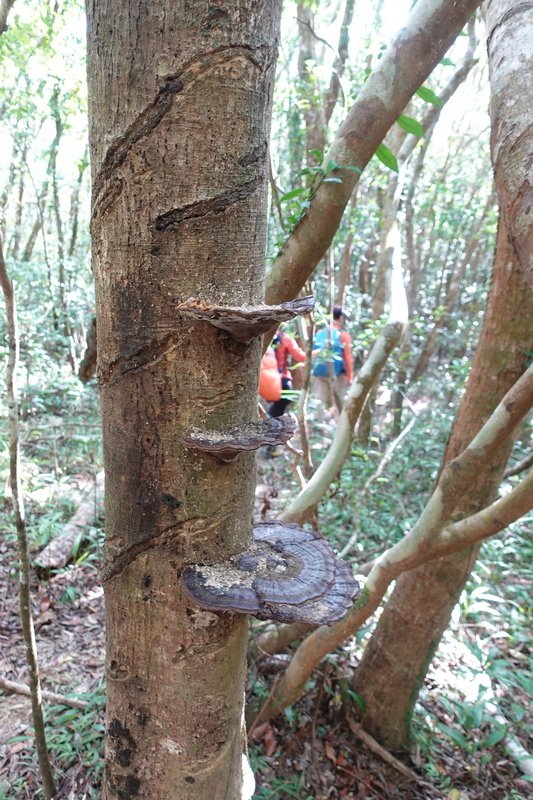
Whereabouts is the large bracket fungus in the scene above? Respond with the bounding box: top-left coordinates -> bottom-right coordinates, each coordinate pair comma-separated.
182,521 -> 359,626
176,295 -> 314,344
182,416 -> 296,462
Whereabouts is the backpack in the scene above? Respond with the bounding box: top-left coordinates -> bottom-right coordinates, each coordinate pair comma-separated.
312,326 -> 345,377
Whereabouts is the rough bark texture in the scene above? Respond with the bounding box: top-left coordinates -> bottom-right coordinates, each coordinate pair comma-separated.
266,0 -> 482,306
86,3 -> 281,798
352,217 -> 533,748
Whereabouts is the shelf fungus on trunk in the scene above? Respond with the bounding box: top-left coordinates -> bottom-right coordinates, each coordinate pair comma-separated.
176,295 -> 314,344
182,416 -> 296,462
182,521 -> 359,625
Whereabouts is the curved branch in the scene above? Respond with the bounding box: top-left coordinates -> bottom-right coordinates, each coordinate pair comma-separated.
250,366 -> 533,727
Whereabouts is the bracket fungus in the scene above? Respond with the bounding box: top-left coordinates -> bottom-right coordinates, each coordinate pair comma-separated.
176,295 -> 314,344
181,521 -> 359,625
182,416 -> 296,462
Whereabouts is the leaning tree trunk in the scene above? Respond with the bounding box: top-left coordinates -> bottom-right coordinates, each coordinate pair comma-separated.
352,1 -> 533,746
352,217 -> 533,747
86,3 -> 281,798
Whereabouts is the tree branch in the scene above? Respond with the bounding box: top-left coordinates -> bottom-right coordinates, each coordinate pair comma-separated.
250,365 -> 533,727
0,675 -> 89,710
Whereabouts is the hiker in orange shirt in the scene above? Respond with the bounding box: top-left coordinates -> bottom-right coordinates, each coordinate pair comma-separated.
269,328 -> 306,417
258,347 -> 282,408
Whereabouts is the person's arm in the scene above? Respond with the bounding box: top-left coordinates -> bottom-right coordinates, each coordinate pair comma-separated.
285,334 -> 306,363
340,331 -> 353,382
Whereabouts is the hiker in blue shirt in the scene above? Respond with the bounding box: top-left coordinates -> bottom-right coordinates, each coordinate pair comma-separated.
312,306 -> 353,414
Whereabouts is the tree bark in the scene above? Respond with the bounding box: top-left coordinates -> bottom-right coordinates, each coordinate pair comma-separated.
86,3 -> 281,798
352,214 -> 533,747
487,0 -> 533,286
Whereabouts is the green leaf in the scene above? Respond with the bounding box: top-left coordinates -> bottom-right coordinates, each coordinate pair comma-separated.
280,187 -> 306,202
437,723 -> 469,749
441,57 -> 455,66
397,114 -> 424,137
375,143 -> 399,173
416,86 -> 443,107
483,724 -> 507,747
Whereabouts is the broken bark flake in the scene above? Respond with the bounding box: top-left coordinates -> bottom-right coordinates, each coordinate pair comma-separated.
182,417 -> 296,462
182,521 -> 359,626
176,295 -> 314,343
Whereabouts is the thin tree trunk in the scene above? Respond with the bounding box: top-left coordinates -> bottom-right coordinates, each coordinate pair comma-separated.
323,0 -> 356,125
336,189 -> 358,307
10,140 -> 27,259
68,146 -> 88,257
297,4 -> 327,163
0,234 -> 56,798
21,127 -> 63,264
87,3 -> 281,798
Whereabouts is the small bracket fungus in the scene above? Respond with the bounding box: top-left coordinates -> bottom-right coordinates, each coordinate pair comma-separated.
182,417 -> 296,462
181,521 -> 359,625
176,295 -> 314,344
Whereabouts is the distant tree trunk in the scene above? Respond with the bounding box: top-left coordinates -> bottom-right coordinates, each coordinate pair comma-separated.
323,0 -> 356,125
78,315 -> 97,383
68,146 -> 88,258
336,189 -> 358,307
0,0 -> 16,35
10,140 -> 27,259
87,2 -> 281,798
297,4 -> 326,163
352,217 -> 533,747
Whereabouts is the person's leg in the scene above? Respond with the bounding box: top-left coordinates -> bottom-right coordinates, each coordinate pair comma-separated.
269,377 -> 292,418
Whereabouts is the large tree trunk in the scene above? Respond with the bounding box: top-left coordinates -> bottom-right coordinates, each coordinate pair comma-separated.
352,219 -> 533,748
351,2 -> 533,746
487,0 -> 533,285
355,0 -> 533,747
86,3 -> 281,798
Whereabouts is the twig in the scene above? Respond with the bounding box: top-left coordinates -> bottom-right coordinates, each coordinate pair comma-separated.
346,716 -> 423,783
0,234 -> 56,798
504,448 -> 533,478
0,675 -> 89,710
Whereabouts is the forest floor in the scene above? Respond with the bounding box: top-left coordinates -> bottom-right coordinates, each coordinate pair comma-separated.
0,409 -> 531,799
